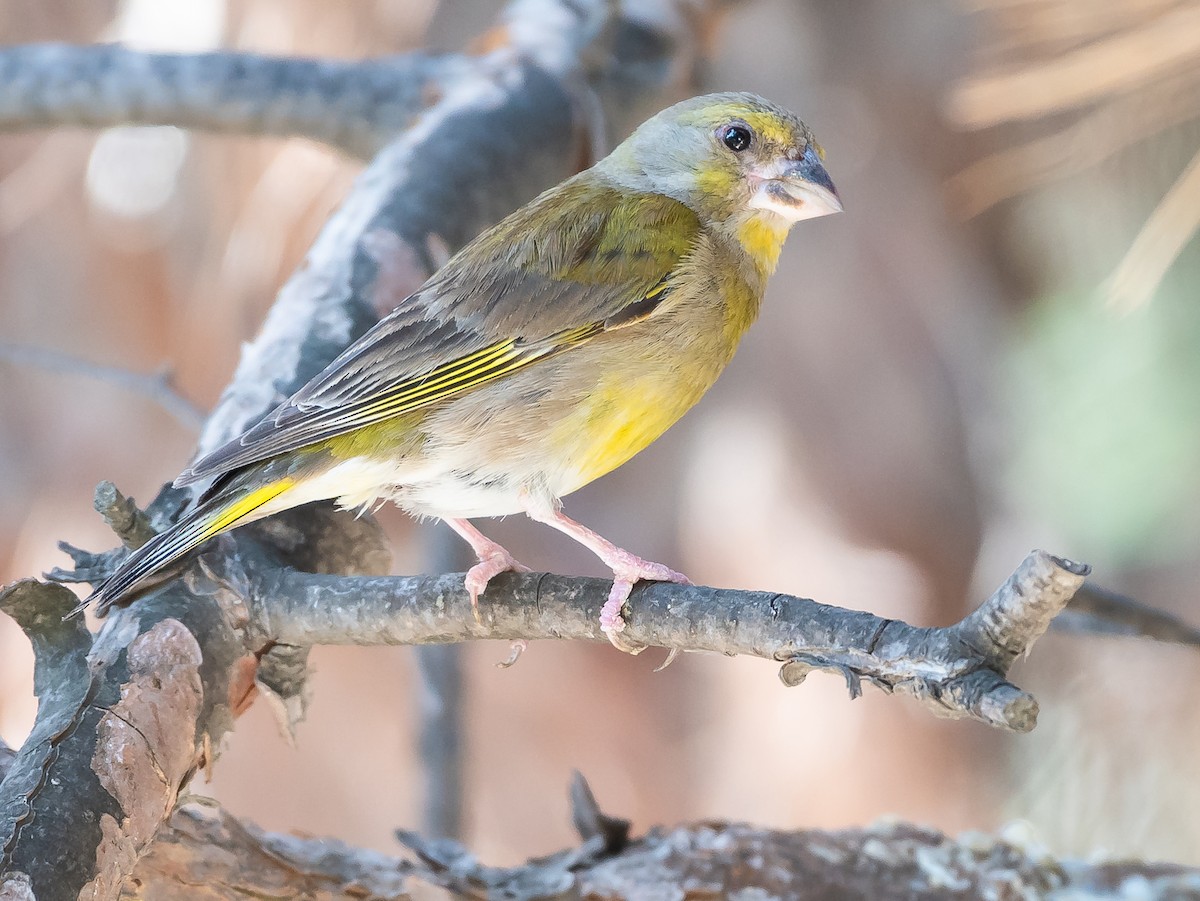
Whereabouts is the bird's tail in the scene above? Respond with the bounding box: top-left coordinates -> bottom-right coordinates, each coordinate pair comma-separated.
75,477 -> 297,617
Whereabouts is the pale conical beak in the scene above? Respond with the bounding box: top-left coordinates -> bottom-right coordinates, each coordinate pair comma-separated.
749,144 -> 843,223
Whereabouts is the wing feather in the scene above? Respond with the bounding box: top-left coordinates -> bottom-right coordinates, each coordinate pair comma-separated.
177,181 -> 699,486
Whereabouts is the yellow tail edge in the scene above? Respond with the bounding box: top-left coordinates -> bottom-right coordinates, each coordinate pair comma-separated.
76,476 -> 297,617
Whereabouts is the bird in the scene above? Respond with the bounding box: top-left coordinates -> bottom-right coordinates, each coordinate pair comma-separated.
80,92 -> 842,650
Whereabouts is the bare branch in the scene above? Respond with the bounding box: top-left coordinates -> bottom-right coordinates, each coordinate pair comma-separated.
0,341 -> 205,430
248,550 -> 1088,733
0,0 -> 708,162
92,481 -> 157,550
1059,582 -> 1200,647
0,44 -> 465,161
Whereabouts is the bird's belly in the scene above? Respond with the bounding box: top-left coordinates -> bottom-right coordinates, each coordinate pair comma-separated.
392,329 -> 728,519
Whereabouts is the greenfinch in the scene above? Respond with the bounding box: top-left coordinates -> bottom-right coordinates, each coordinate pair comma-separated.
83,92 -> 841,648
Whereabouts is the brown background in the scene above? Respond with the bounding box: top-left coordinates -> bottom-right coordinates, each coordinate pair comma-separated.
2,0 -> 1199,866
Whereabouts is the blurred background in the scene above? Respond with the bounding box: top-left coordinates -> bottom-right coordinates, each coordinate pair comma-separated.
2,0 -> 1199,867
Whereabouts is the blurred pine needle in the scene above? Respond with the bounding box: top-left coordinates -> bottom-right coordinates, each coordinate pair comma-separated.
948,0 -> 1200,312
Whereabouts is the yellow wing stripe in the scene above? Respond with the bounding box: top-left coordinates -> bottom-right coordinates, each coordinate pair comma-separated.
356,342 -> 523,416
201,478 -> 296,539
644,280 -> 670,300
406,339 -> 519,392
308,340 -> 517,414
320,321 -> 608,430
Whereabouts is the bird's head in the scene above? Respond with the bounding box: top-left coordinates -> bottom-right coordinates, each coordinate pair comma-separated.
597,92 -> 841,273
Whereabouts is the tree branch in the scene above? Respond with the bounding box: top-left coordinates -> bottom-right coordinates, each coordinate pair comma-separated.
0,0 -> 698,163
0,44 -> 465,161
247,550 -> 1087,733
1059,581 -> 1200,646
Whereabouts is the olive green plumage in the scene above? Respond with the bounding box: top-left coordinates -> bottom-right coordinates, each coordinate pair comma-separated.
84,92 -> 841,642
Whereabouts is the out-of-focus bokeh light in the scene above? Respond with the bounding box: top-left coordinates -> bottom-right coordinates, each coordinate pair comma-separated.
86,126 -> 189,220
107,0 -> 226,51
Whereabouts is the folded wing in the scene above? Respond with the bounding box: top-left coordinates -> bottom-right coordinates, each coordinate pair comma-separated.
176,181 -> 701,486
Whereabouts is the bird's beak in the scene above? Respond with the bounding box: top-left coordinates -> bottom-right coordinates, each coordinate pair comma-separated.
749,144 -> 843,223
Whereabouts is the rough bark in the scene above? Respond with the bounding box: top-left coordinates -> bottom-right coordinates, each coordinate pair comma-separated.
251,550 -> 1087,732
115,784 -> 1200,900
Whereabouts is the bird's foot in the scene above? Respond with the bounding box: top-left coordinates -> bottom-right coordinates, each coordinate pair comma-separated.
515,499 -> 690,654
464,546 -> 531,623
444,518 -> 532,622
599,552 -> 691,653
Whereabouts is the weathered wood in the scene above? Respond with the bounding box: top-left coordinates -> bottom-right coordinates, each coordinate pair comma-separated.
116,790 -> 1200,900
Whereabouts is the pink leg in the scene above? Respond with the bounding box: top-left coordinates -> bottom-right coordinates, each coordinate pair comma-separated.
521,501 -> 690,650
443,518 -> 530,619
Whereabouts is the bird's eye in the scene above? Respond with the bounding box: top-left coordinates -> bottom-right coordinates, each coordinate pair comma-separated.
720,124 -> 752,153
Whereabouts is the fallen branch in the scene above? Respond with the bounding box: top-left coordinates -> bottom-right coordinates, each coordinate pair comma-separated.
116,778 -> 1200,900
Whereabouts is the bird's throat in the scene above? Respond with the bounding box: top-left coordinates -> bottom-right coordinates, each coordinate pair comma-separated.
735,212 -> 791,276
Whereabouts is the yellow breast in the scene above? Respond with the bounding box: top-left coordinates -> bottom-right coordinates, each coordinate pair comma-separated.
553,245 -> 762,493
564,371 -> 706,488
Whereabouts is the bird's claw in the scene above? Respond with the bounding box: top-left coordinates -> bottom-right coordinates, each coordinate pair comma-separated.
496,640 -> 528,668
465,551 -> 531,624
599,560 -> 691,654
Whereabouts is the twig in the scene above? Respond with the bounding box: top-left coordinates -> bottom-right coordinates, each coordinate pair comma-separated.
1059,582 -> 1200,646
252,550 -> 1088,733
0,341 -> 205,430
92,481 -> 157,550
570,771 -> 630,854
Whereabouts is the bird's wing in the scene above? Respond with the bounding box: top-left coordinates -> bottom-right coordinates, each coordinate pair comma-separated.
177,181 -> 701,485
